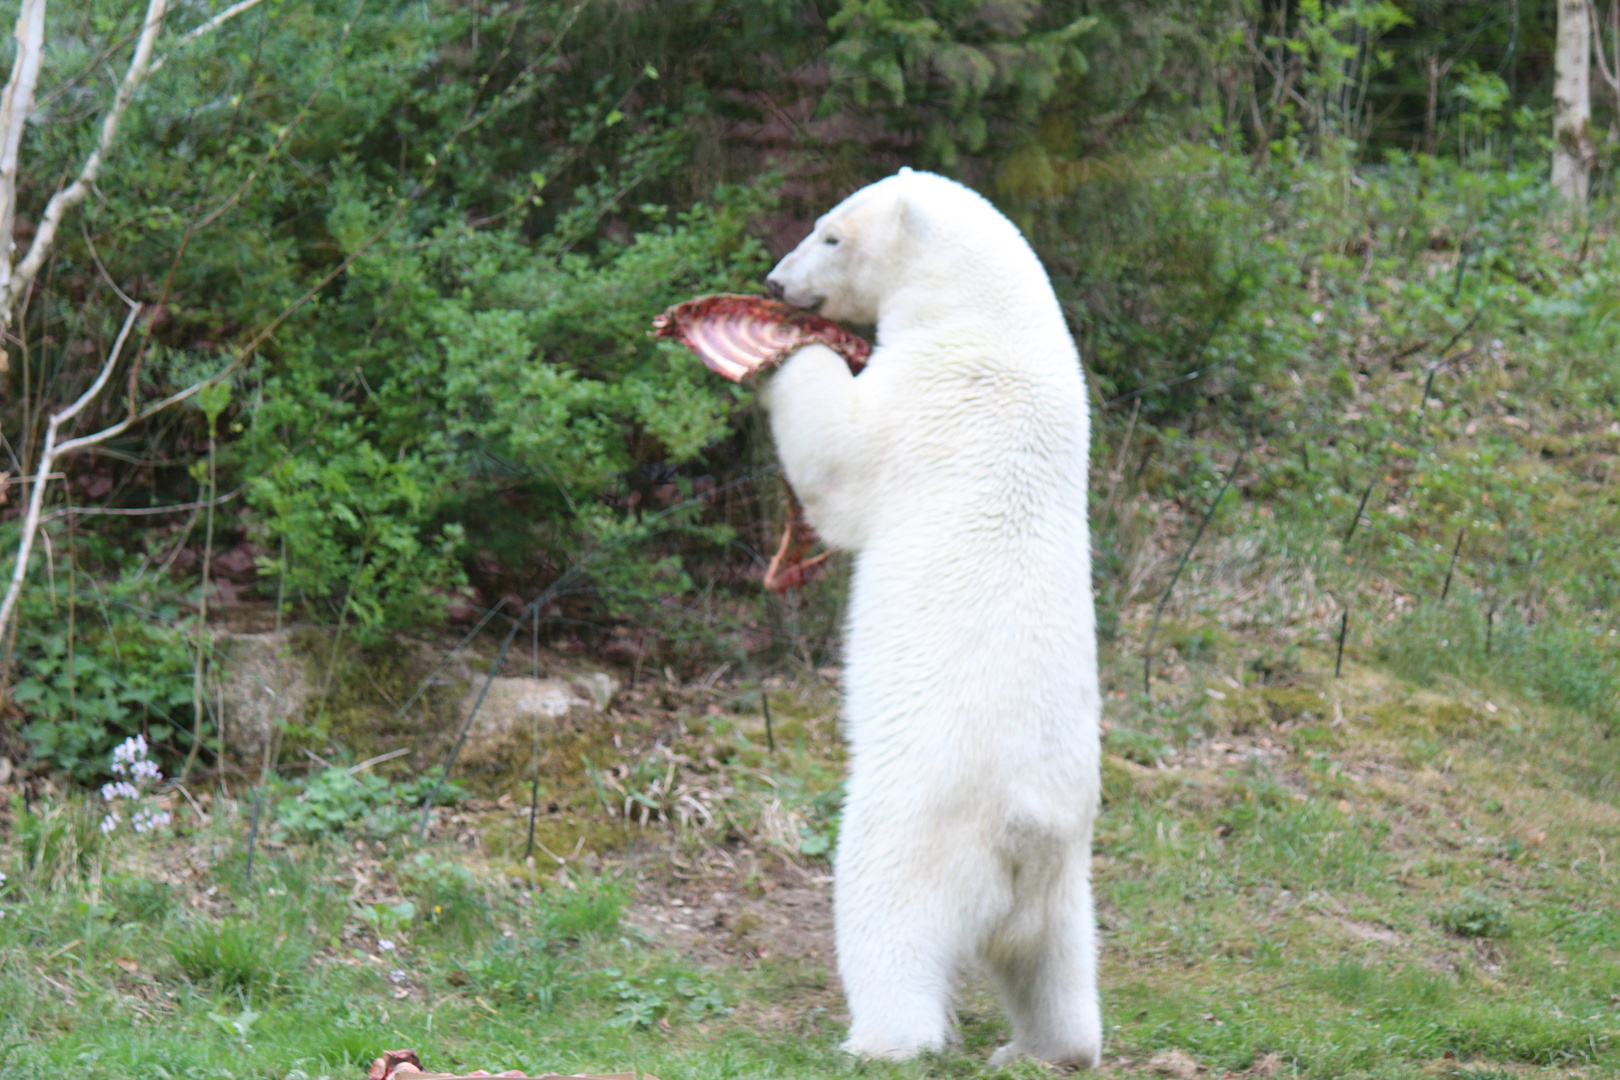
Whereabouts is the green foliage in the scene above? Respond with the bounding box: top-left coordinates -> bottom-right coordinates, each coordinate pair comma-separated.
826,0 -> 1095,164
1436,892 -> 1511,940
6,795 -> 104,893
1381,602 -> 1620,736
601,968 -> 731,1028
540,879 -> 626,940
398,851 -> 484,941
1106,727 -> 1171,767
272,767 -> 465,842
7,564 -> 196,780
104,874 -> 176,924
169,917 -> 310,994
458,933 -> 570,1010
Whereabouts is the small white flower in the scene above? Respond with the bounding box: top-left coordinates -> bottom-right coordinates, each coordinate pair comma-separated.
111,735 -> 151,775
0,869 -> 7,885
377,939 -> 395,952
131,808 -> 172,834
100,812 -> 121,835
388,969 -> 407,984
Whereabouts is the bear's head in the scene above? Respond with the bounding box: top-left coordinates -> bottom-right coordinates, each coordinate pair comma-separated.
765,168 -> 946,325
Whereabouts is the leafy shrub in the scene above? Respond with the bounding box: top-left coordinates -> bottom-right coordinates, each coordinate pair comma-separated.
601,968 -> 730,1028
169,918 -> 309,993
7,565 -> 197,780
273,767 -> 464,842
1436,892 -> 1510,939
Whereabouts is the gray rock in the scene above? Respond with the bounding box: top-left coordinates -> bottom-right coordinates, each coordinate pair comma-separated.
454,675 -> 617,769
216,631 -> 312,764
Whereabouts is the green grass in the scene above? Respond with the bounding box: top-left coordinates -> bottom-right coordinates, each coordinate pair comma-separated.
3,635 -> 1618,1080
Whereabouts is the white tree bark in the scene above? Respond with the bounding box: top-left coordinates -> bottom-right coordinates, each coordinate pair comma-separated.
1554,0 -> 1593,204
1,0 -> 169,319
0,0 -> 46,310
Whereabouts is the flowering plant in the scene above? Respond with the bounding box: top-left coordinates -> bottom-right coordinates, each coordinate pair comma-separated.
100,736 -> 172,835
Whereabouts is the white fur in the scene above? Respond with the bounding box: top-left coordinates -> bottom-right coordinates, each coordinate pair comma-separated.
762,170 -> 1102,1066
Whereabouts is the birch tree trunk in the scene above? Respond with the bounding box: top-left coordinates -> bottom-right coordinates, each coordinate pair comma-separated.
1553,0 -> 1593,204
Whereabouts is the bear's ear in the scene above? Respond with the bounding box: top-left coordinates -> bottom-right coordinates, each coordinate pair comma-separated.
896,192 -> 932,243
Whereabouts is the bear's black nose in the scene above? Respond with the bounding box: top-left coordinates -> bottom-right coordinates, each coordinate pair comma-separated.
764,278 -> 785,300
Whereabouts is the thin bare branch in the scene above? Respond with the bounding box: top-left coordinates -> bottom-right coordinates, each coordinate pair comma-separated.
1590,0 -> 1620,96
0,302 -> 141,635
146,0 -> 270,78
3,0 -> 169,317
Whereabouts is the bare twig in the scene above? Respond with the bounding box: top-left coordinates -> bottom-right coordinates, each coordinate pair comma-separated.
526,604 -> 541,863
1335,608 -> 1349,677
1345,481 -> 1376,544
346,746 -> 412,775
1417,309 -> 1485,418
1441,527 -> 1466,600
145,0 -> 270,77
1143,445 -> 1247,697
0,303 -> 141,635
416,600 -> 521,841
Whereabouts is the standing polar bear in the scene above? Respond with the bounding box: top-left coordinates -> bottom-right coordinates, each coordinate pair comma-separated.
761,169 -> 1102,1066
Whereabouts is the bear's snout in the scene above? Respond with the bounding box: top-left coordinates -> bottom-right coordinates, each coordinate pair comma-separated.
764,277 -> 785,301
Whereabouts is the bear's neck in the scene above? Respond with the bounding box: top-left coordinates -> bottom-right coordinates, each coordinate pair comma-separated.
876,273 -> 1065,351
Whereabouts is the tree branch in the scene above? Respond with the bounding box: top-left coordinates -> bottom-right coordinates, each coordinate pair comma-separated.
145,0 -> 270,78
0,0 -> 47,304
2,0 -> 169,318
0,302 -> 141,635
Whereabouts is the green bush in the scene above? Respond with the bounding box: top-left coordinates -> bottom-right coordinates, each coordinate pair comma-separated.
6,562 -> 197,780
273,767 -> 465,842
1436,892 -> 1510,940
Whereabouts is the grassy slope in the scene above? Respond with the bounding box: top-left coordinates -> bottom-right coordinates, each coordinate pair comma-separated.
5,162 -> 1620,1080
0,626 -> 1616,1080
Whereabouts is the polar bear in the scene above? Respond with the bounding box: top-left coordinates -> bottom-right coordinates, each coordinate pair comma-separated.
760,169 -> 1102,1066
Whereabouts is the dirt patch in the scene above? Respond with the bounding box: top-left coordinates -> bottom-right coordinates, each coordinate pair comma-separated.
625,874 -> 837,970
1341,919 -> 1404,946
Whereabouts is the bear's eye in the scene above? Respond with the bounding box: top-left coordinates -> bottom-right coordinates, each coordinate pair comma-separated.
823,236 -> 840,246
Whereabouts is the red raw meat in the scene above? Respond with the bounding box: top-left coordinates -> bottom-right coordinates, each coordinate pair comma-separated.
652,293 -> 869,381
653,294 -> 871,594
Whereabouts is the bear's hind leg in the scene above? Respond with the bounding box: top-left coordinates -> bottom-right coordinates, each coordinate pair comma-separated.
835,842 -> 968,1059
985,867 -> 1101,1068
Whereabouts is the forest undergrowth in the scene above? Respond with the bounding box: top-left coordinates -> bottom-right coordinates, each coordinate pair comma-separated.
4,152 -> 1620,1078
5,0 -> 1620,1072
